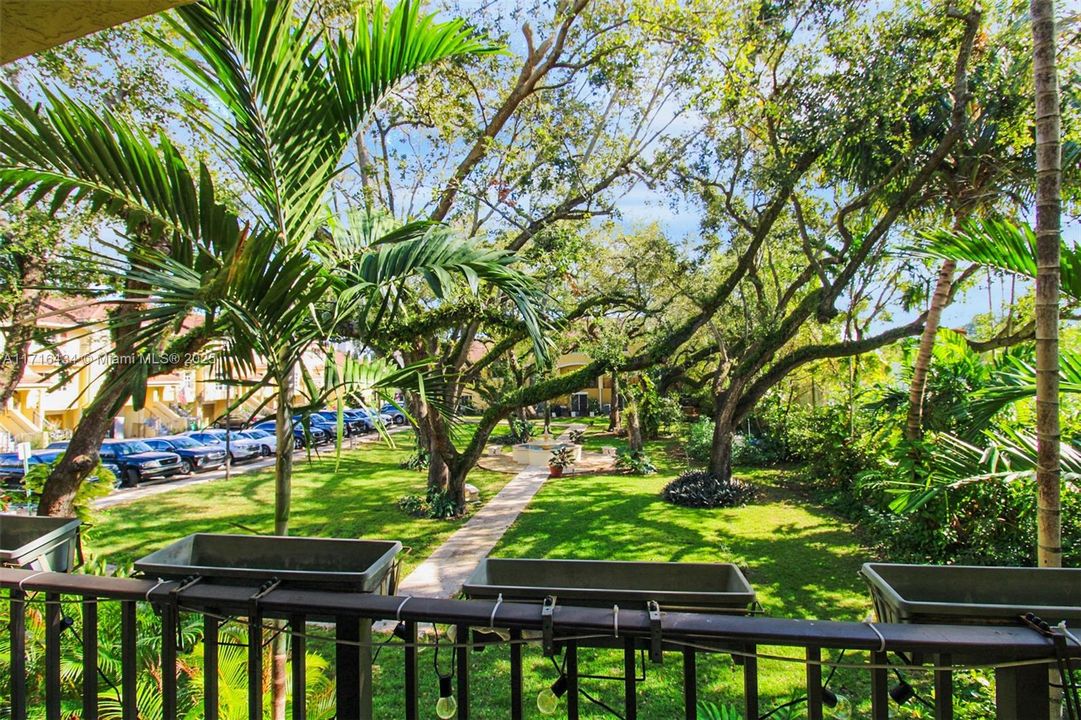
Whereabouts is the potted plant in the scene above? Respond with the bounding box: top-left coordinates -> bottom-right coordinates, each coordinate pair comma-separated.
548,446 -> 575,478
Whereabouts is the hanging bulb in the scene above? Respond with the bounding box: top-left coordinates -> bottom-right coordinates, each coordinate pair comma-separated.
821,686 -> 838,708
828,693 -> 851,719
392,622 -> 409,641
435,676 -> 457,719
445,624 -> 457,644
537,675 -> 567,715
889,680 -> 915,705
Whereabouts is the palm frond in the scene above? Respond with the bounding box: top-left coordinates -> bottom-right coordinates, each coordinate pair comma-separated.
913,217 -> 1081,301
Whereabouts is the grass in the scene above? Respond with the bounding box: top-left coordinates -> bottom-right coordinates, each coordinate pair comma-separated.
86,440 -> 511,576
80,420 -> 957,718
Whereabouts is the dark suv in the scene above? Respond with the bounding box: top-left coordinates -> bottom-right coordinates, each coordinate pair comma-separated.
144,436 -> 227,474
99,440 -> 185,487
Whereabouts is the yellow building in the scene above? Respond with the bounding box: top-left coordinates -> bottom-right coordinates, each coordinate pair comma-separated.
0,299 -> 338,448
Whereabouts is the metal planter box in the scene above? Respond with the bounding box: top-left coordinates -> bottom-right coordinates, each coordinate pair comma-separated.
135,533 -> 402,593
861,563 -> 1081,627
463,558 -> 755,614
0,514 -> 80,572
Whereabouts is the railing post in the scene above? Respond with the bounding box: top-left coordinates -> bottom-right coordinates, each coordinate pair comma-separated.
204,614 -> 219,720
336,616 -> 360,719
510,628 -> 523,720
871,651 -> 889,720
743,643 -> 759,719
682,648 -> 696,720
935,652 -> 953,720
9,588 -> 27,720
456,623 -> 469,720
249,609 -> 264,720
995,664 -> 1050,719
291,614 -> 306,720
121,600 -> 138,720
45,592 -> 61,720
806,647 -> 823,720
82,598 -> 98,720
566,641 -> 580,720
404,620 -> 418,720
624,637 -> 637,719
161,602 -> 178,720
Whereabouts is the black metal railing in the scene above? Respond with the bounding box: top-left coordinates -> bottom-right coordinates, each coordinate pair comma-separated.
2,567 -> 1078,720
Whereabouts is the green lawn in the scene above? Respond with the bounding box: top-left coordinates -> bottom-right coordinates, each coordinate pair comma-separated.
86,441 -> 511,576
82,424 -> 957,718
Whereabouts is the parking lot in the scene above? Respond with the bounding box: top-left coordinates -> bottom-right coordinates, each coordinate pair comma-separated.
93,426 -> 410,509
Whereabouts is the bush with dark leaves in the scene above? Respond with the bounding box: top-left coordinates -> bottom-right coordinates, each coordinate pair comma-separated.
662,470 -> 757,508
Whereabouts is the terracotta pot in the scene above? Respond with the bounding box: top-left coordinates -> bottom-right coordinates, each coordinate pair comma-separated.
548,465 -> 563,478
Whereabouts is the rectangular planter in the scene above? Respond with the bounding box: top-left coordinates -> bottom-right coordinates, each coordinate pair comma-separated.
463,557 -> 755,614
135,533 -> 402,593
860,562 -> 1081,626
0,514 -> 80,572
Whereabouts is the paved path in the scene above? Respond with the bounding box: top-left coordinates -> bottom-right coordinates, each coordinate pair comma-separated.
391,423 -> 587,600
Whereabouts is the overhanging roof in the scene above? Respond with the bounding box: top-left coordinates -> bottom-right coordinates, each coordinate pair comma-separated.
1,0 -> 193,65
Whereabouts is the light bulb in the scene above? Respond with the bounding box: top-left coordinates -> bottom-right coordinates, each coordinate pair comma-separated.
436,675 -> 456,719
445,624 -> 457,643
537,675 -> 567,714
435,695 -> 457,719
536,687 -> 560,714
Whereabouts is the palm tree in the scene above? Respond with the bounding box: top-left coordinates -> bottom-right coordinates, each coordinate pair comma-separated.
0,0 -> 507,522
1030,0 -> 1063,570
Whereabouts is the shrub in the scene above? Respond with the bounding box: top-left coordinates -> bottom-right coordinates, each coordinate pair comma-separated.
399,448 -> 430,471
663,470 -> 756,508
615,448 -> 656,475
686,419 -> 714,462
397,488 -> 461,519
567,429 -> 585,443
509,417 -> 536,443
548,446 -> 575,469
685,420 -> 784,467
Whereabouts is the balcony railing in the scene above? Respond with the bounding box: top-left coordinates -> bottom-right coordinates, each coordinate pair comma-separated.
2,566 -> 1078,720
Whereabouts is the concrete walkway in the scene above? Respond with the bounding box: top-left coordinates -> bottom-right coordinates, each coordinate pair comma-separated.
392,464 -> 550,598
392,423 -> 587,599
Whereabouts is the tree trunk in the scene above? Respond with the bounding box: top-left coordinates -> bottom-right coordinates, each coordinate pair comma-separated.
905,260 -> 957,441
626,406 -> 642,451
1031,0 -> 1061,571
273,374 -> 293,536
36,374 -> 128,516
708,398 -> 738,481
608,371 -> 621,432
0,261 -> 45,408
271,373 -> 296,720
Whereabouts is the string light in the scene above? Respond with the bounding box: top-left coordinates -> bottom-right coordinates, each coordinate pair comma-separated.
536,674 -> 567,715
435,675 -> 457,719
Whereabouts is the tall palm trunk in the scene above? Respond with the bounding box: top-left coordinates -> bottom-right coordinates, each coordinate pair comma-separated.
271,371 -> 296,720
905,260 -> 957,440
1031,0 -> 1061,570
607,371 -> 622,432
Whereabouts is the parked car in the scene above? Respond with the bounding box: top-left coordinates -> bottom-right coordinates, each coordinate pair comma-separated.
341,410 -> 374,432
144,436 -> 227,474
291,416 -> 336,445
234,428 -> 276,456
98,439 -> 185,487
380,403 -> 407,425
183,431 -> 262,463
252,421 -> 312,448
350,408 -> 390,429
313,410 -> 370,436
0,449 -> 63,487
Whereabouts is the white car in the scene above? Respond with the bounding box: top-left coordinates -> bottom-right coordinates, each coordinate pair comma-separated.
236,428 -> 276,456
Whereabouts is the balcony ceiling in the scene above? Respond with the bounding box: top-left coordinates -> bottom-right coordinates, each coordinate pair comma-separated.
1,0 -> 193,65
